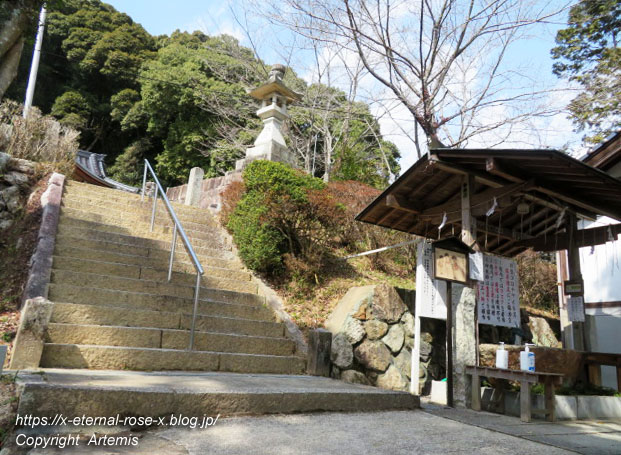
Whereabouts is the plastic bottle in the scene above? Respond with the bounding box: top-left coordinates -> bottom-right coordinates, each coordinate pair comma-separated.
495,342 -> 509,369
520,343 -> 535,372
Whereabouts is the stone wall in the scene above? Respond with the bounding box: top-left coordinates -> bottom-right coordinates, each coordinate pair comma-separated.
326,284 -> 445,393
166,172 -> 242,212
0,152 -> 35,231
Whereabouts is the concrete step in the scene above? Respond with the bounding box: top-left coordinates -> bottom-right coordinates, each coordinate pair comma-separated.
62,193 -> 219,227
58,216 -> 229,253
48,282 -> 266,309
49,287 -> 272,323
64,182 -> 205,218
52,254 -> 252,284
54,243 -> 246,278
46,323 -> 296,356
16,370 -> 420,419
62,197 -> 221,234
59,206 -> 228,246
55,226 -> 237,262
39,344 -> 306,374
50,300 -> 284,337
50,267 -> 257,296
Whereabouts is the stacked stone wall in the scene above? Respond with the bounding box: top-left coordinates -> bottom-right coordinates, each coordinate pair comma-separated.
326,283 -> 445,393
0,152 -> 35,231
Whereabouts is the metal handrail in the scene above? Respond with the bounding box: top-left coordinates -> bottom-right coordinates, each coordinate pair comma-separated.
141,159 -> 204,350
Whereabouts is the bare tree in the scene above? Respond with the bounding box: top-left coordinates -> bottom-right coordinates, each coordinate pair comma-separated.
257,0 -> 571,156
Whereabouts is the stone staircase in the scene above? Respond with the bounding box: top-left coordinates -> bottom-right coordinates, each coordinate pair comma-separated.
10,179 -> 418,424
42,180 -> 305,374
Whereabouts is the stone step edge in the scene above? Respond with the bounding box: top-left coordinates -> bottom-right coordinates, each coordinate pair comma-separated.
60,201 -> 221,233
17,382 -> 419,418
55,230 -> 237,263
51,254 -> 251,283
50,301 -> 278,328
50,268 -> 258,296
47,322 -> 292,343
48,284 -> 266,309
61,193 -> 218,221
42,343 -> 304,361
54,243 -> 242,273
57,219 -> 232,253
63,182 -> 203,215
59,208 -> 227,244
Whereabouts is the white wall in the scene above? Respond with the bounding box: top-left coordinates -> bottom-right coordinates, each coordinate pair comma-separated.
579,216 -> 621,390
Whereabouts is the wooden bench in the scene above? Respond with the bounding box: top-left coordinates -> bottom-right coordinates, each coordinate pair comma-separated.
466,366 -> 563,422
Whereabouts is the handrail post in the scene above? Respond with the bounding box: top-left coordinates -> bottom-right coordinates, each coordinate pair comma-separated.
168,224 -> 178,282
188,272 -> 201,351
150,190 -> 157,232
141,164 -> 147,202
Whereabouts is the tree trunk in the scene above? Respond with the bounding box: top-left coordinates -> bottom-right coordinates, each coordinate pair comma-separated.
322,130 -> 333,183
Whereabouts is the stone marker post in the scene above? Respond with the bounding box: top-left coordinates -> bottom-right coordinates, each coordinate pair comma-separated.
307,329 -> 332,376
185,167 -> 204,207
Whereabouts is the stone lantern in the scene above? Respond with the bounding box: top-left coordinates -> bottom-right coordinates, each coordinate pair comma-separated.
235,64 -> 302,171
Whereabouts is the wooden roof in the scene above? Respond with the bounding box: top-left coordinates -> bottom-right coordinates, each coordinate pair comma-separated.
582,131 -> 621,172
356,149 -> 621,257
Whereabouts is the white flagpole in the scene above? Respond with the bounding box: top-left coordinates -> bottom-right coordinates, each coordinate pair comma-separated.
23,4 -> 47,118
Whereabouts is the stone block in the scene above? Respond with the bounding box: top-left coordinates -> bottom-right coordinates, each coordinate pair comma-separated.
307,329 -> 332,376
372,284 -> 407,323
331,333 -> 353,369
185,167 -> 205,207
364,320 -> 388,340
394,349 -> 412,379
400,311 -> 415,337
528,316 -> 561,348
9,297 -> 54,369
377,365 -> 408,391
354,340 -> 391,372
343,316 -> 365,344
325,285 -> 374,333
382,324 -> 404,353
340,369 -> 371,386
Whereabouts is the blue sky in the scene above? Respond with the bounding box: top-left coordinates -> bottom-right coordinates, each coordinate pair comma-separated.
104,0 -> 583,168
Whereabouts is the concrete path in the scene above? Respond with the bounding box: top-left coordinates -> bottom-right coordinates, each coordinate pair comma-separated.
424,401 -> 621,455
23,410 -> 575,455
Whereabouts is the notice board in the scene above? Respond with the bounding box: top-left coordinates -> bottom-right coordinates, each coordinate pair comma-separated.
477,255 -> 520,328
415,242 -> 448,320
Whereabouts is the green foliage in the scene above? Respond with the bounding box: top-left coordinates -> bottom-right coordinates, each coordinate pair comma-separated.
50,90 -> 90,130
227,161 -> 329,274
107,138 -> 149,185
5,0 -> 400,189
552,0 -> 621,143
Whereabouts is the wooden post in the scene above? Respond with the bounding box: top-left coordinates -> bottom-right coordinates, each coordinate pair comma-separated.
410,311 -> 422,395
544,376 -> 556,422
446,281 -> 454,407
567,213 -> 586,351
520,381 -> 532,422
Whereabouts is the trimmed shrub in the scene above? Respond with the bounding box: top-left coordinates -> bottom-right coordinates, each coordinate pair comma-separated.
226,160 -> 342,275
